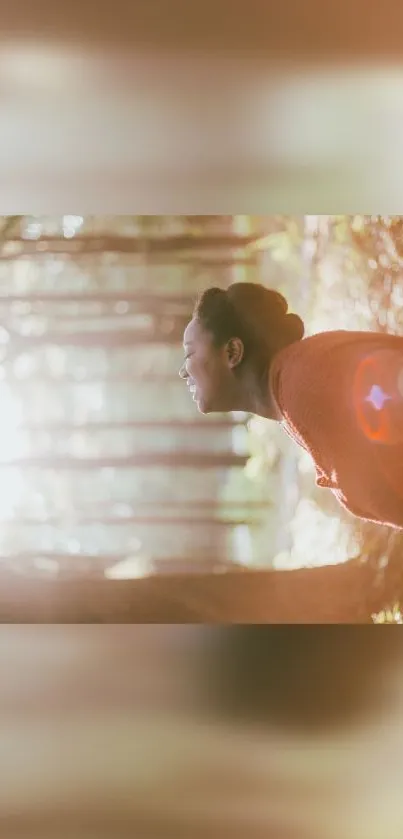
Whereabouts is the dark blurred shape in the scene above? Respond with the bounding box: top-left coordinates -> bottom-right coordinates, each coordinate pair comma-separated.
0,553 -> 400,621
1,0 -> 403,58
0,626 -> 401,838
207,626 -> 403,731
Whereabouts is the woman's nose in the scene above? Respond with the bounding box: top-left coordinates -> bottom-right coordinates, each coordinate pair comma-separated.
179,363 -> 187,379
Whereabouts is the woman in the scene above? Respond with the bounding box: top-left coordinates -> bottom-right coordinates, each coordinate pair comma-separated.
179,282 -> 403,529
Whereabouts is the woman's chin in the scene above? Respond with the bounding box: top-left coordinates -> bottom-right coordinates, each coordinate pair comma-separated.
196,399 -> 208,414
195,395 -> 210,414
192,391 -> 218,414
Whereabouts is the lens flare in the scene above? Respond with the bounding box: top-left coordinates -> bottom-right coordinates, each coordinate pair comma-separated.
353,348 -> 403,513
353,350 -> 403,445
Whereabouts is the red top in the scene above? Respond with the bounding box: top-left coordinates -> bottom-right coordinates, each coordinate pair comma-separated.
270,330 -> 403,529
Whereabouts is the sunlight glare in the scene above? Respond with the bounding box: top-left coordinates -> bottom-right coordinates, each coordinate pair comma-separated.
0,382 -> 27,520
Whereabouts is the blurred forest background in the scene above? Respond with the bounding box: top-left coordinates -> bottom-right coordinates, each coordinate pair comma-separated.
0,214 -> 401,613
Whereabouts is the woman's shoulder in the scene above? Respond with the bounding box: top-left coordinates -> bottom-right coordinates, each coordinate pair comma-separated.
301,328 -> 402,345
305,328 -> 403,345
279,329 -> 403,362
270,328 -> 403,406
271,330 -> 352,376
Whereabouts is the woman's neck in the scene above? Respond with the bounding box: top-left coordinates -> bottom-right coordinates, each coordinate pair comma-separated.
234,371 -> 280,421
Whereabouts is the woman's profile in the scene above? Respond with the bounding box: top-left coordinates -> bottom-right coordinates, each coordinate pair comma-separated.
179,282 -> 403,529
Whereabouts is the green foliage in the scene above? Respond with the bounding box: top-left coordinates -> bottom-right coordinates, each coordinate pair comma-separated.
372,604 -> 403,624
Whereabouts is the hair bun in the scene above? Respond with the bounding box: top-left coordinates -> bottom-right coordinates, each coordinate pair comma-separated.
284,313 -> 305,341
272,291 -> 288,316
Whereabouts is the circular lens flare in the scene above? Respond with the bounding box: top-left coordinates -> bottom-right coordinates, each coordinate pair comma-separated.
353,350 -> 403,445
353,349 -> 403,515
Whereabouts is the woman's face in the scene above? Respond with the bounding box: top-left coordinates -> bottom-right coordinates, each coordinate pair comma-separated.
179,318 -> 235,414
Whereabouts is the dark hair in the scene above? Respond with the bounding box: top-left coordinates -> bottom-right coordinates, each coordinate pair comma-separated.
194,283 -> 304,375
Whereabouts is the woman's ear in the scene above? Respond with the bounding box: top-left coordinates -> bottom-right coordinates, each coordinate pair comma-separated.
225,337 -> 244,369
